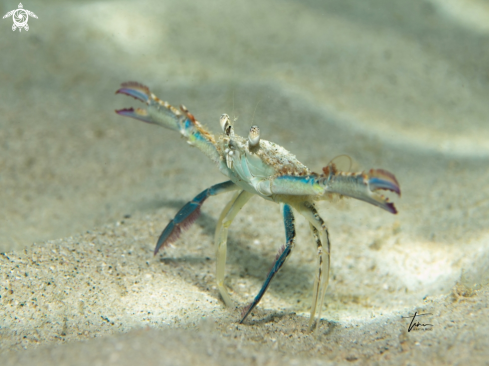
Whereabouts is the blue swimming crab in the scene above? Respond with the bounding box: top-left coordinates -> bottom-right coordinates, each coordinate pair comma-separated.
115,82 -> 400,329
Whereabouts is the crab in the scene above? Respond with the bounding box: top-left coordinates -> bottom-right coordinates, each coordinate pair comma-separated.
115,82 -> 401,329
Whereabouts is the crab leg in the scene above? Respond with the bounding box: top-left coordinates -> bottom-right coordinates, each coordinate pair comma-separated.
154,181 -> 238,255
116,82 -> 220,163
296,202 -> 331,330
214,190 -> 253,306
240,203 -> 296,323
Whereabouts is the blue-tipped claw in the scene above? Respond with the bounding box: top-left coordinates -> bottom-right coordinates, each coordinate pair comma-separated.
115,107 -> 155,124
368,169 -> 401,196
116,82 -> 151,103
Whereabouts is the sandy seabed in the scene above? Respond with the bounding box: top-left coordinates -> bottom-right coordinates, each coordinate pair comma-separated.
1,0 -> 489,364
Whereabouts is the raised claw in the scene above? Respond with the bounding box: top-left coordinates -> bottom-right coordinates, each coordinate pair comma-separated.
367,169 -> 401,196
270,164 -> 400,214
116,81 -> 151,104
115,82 -> 221,163
115,107 -> 154,124
321,164 -> 400,214
115,82 -> 182,131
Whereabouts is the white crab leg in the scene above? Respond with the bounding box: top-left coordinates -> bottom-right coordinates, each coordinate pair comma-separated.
214,190 -> 254,307
295,202 -> 331,331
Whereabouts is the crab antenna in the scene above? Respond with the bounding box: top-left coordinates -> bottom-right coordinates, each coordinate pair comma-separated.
232,90 -> 239,124
250,99 -> 262,127
248,125 -> 260,147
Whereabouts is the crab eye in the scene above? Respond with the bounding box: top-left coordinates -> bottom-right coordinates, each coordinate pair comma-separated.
248,125 -> 260,147
220,114 -> 232,135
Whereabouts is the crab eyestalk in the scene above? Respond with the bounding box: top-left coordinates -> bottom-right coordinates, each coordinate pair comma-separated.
248,125 -> 260,147
220,114 -> 233,136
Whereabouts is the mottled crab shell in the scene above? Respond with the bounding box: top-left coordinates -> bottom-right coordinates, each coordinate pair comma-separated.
217,134 -> 312,198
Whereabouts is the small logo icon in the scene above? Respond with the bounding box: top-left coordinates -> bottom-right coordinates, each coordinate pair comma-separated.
3,3 -> 38,32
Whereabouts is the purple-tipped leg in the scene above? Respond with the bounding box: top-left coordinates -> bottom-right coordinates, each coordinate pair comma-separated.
154,181 -> 238,255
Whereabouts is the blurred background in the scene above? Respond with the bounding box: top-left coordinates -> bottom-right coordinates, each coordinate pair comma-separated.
2,0 -> 489,249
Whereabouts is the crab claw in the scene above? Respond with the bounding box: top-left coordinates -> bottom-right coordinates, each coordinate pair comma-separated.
115,107 -> 156,124
368,169 -> 401,196
319,166 -> 400,214
115,81 -> 151,104
115,82 -> 183,130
